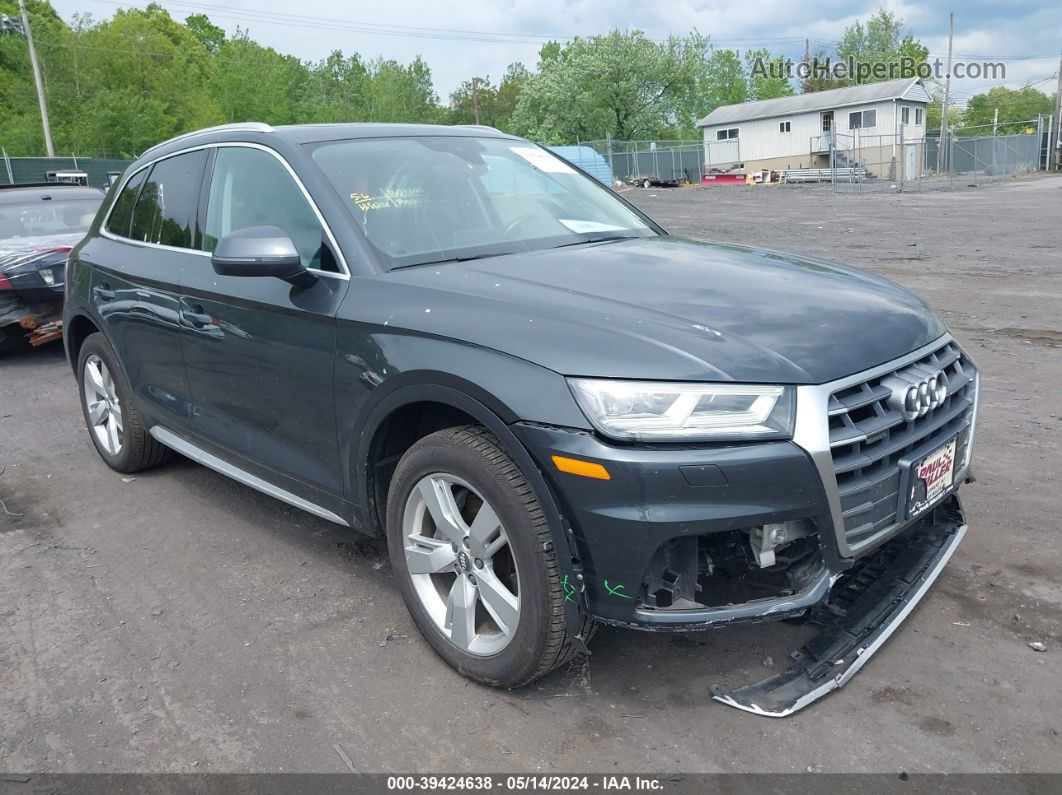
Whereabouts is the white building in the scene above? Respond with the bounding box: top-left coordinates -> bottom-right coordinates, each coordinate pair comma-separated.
697,77 -> 931,179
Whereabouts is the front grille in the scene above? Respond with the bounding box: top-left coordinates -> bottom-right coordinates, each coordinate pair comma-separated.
827,340 -> 977,546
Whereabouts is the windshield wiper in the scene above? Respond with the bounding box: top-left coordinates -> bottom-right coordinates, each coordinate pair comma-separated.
393,252 -> 514,269
549,235 -> 639,250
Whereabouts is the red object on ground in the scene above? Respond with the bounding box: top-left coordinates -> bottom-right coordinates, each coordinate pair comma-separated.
701,174 -> 747,185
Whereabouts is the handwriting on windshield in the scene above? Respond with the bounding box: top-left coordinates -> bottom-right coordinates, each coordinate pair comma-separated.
349,188 -> 424,212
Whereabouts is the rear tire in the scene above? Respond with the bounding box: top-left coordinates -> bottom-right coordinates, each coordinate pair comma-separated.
386,425 -> 592,687
76,332 -> 170,474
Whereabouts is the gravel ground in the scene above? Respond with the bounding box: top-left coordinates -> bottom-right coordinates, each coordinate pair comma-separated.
1,175 -> 1060,774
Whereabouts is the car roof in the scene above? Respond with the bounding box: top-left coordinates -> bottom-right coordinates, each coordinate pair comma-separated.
0,185 -> 106,205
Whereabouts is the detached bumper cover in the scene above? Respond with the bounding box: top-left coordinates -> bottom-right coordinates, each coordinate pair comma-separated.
710,495 -> 966,716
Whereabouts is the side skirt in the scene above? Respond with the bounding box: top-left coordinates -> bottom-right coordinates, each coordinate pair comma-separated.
149,426 -> 350,527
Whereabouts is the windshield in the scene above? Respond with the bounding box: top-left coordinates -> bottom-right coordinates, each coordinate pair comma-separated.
310,136 -> 657,269
0,198 -> 101,240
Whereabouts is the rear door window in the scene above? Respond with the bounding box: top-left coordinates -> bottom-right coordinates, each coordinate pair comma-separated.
129,150 -> 208,248
105,169 -> 148,238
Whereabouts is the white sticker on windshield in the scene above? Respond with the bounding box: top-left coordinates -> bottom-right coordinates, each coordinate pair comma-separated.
558,219 -> 626,234
510,146 -> 575,174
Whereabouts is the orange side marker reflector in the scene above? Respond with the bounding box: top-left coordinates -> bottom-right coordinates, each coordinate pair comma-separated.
551,455 -> 611,480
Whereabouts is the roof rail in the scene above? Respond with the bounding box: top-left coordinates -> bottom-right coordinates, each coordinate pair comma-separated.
138,122 -> 275,160
456,125 -> 502,133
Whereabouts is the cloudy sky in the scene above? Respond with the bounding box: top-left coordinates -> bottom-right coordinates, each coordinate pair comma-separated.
52,0 -> 1061,105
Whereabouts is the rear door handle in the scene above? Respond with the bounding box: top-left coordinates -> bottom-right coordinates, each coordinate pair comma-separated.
93,283 -> 115,301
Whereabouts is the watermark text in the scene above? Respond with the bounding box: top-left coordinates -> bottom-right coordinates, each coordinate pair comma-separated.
752,57 -> 1005,82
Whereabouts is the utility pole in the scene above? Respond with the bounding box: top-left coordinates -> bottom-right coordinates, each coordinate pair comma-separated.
1053,49 -> 1062,170
17,0 -> 55,157
936,11 -> 954,173
992,107 -> 998,137
802,38 -> 810,93
470,78 -> 481,126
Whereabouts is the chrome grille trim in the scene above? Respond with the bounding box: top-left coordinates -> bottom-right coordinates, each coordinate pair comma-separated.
792,335 -> 979,558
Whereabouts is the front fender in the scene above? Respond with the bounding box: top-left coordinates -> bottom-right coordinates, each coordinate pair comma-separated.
334,330 -> 594,638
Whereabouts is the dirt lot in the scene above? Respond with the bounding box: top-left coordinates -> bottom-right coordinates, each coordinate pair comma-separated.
2,175 -> 1060,774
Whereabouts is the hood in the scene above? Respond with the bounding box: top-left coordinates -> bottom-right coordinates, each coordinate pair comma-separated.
367,236 -> 946,384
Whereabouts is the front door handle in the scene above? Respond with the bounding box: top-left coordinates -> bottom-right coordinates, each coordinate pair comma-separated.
93,283 -> 115,301
182,302 -> 213,328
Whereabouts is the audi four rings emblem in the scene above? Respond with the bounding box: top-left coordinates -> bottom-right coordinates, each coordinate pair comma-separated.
884,368 -> 948,421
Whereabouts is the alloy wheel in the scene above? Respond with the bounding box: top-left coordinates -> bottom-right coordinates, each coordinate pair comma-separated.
402,473 -> 520,656
83,354 -> 123,455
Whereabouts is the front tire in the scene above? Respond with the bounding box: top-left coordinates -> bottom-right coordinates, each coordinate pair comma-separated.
76,332 -> 170,473
387,425 -> 589,687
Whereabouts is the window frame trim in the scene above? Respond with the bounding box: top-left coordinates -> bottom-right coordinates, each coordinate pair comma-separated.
100,142 -> 350,280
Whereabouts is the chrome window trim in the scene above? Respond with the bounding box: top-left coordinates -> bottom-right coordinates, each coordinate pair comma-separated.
99,141 -> 350,279
792,333 -> 977,558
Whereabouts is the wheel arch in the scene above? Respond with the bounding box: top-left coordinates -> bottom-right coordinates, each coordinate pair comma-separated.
353,377 -> 592,651
357,379 -> 538,536
64,311 -> 103,373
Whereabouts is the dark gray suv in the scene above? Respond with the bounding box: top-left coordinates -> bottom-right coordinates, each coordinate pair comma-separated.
64,122 -> 978,715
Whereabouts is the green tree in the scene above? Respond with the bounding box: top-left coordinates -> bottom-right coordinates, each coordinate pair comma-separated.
449,77 -> 498,126
448,64 -> 527,131
213,31 -> 308,124
926,99 -> 961,134
744,48 -> 794,101
0,0 -> 73,153
363,56 -> 440,123
495,63 -> 529,128
959,86 -> 1055,135
185,13 -> 224,54
808,8 -> 929,91
698,49 -> 746,116
62,4 -> 223,155
511,29 -> 711,142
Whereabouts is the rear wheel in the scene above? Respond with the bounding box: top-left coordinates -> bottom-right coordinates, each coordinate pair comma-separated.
387,425 -> 590,687
76,333 -> 170,473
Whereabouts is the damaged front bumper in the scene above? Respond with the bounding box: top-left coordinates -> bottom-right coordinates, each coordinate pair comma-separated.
514,416 -> 971,716
714,495 -> 966,715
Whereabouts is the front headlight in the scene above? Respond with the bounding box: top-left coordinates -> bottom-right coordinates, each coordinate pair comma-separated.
568,379 -> 795,442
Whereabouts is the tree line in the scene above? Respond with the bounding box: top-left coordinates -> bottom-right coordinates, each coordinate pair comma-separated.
0,2 -> 1055,158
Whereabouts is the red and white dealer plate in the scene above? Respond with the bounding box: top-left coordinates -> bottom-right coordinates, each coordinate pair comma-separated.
909,438 -> 957,516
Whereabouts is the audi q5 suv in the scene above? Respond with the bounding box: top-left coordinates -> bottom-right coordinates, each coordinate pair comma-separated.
64,123 -> 978,715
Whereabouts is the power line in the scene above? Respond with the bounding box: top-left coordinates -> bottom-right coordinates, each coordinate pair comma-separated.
83,0 -> 807,46
76,0 -> 854,50
948,73 -> 1057,97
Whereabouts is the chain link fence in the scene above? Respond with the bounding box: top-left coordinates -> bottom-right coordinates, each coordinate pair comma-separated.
825,118 -> 1047,194
577,139 -> 704,186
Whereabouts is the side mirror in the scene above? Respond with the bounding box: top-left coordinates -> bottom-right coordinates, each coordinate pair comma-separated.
211,225 -> 316,288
